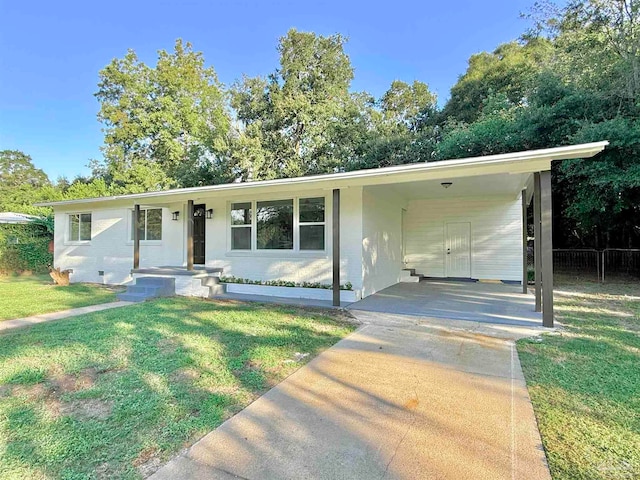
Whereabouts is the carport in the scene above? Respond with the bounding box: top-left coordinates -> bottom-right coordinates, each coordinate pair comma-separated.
348,280 -> 542,327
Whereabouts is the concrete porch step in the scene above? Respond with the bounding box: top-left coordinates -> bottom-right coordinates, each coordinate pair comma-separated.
116,292 -> 149,303
117,276 -> 176,302
400,268 -> 423,283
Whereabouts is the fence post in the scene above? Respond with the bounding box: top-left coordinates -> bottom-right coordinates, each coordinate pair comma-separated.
602,250 -> 605,283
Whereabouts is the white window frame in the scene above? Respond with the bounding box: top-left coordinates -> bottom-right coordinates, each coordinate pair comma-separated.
127,208 -> 163,244
227,195 -> 328,255
230,202 -> 252,250
66,212 -> 92,244
298,197 -> 326,252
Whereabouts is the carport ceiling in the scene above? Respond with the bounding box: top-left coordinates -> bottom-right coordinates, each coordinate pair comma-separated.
383,172 -> 529,200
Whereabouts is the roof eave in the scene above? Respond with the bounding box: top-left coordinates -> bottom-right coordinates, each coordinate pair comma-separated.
36,141 -> 609,208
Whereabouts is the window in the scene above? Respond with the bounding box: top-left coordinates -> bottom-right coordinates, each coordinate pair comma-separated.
69,213 -> 92,241
131,208 -> 162,241
299,197 -> 325,250
231,202 -> 252,250
229,196 -> 326,252
257,199 -> 293,249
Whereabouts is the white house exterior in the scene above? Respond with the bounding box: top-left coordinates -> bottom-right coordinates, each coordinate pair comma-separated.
41,142 -> 608,313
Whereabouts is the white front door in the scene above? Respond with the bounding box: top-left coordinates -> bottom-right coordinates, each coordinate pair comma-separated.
445,222 -> 471,278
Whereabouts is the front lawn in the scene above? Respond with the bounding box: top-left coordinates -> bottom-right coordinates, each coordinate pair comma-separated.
0,297 -> 356,479
518,282 -> 640,480
0,275 -> 122,321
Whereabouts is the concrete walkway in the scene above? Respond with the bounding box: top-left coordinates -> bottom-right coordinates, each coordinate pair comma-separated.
0,301 -> 133,332
151,312 -> 550,480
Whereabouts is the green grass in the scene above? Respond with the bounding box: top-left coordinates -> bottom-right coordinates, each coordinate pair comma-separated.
518,282 -> 640,480
0,297 -> 356,479
0,275 -> 122,321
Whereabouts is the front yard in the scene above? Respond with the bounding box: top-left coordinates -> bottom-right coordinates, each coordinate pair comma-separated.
0,275 -> 122,321
518,282 -> 640,480
0,297 -> 356,479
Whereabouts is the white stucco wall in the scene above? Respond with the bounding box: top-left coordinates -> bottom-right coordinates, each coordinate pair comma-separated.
201,187 -> 363,294
53,187 -> 365,297
54,204 -> 185,284
403,194 -> 523,281
361,186 -> 405,297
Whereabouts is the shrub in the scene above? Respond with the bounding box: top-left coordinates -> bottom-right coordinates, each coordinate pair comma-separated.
219,276 -> 353,291
0,222 -> 52,274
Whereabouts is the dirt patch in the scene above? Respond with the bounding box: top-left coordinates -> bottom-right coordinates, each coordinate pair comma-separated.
134,447 -> 162,477
169,368 -> 199,384
0,384 -> 13,397
12,383 -> 48,400
60,398 -> 113,420
48,367 -> 98,394
244,359 -> 262,371
157,338 -> 179,355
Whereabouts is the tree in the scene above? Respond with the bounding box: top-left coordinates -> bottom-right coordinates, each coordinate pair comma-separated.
0,150 -> 50,211
442,39 -> 553,124
530,0 -> 640,107
95,39 -> 231,190
230,29 -> 362,180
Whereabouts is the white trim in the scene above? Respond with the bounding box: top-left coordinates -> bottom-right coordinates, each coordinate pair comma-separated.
37,142 -> 609,207
225,283 -> 358,302
127,207 -> 163,243
226,195 -> 328,255
65,212 -> 92,244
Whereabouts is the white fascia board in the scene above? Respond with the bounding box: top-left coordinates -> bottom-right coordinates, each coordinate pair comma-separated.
37,141 -> 608,209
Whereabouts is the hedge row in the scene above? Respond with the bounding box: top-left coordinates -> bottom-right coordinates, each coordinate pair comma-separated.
0,224 -> 52,274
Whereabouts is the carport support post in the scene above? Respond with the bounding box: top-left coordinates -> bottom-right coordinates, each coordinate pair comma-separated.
187,200 -> 194,271
540,171 -> 554,327
521,189 -> 528,294
332,188 -> 340,307
533,173 -> 542,313
133,204 -> 140,270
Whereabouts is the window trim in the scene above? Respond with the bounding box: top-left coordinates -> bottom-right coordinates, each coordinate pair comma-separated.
227,195 -> 328,254
127,207 -> 163,245
230,202 -> 252,250
66,212 -> 92,245
298,197 -> 326,251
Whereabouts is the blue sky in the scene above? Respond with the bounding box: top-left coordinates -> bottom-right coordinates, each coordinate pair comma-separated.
0,0 -> 537,180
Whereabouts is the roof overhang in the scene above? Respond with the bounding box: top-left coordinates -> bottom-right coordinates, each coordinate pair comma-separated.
37,141 -> 608,209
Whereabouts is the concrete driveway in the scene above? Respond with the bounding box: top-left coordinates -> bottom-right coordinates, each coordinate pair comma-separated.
350,280 -> 542,326
151,303 -> 550,480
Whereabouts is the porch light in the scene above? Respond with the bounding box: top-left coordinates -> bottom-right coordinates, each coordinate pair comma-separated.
172,211 -> 180,221
441,182 -> 453,189
206,208 -> 214,219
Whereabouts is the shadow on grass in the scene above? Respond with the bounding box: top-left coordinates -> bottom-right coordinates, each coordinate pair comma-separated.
0,297 -> 355,478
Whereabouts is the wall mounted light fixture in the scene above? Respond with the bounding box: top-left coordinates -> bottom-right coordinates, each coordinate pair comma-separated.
172,211 -> 180,221
206,209 -> 214,219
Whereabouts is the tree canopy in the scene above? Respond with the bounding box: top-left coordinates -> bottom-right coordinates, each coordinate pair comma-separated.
6,0 -> 640,248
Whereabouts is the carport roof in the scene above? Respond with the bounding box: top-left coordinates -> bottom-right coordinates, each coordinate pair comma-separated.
38,141 -> 608,208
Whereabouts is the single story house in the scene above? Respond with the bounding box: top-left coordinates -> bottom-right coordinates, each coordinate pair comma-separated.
39,141 -> 608,327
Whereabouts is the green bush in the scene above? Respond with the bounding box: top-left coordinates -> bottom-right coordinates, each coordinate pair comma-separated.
0,223 -> 52,274
220,275 -> 353,291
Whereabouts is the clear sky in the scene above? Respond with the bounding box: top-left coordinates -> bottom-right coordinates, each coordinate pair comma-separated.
0,0 -> 537,180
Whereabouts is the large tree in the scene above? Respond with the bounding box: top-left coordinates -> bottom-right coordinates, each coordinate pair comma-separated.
0,150 -> 50,211
442,39 -> 553,124
95,39 -> 231,190
230,29 -> 363,180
